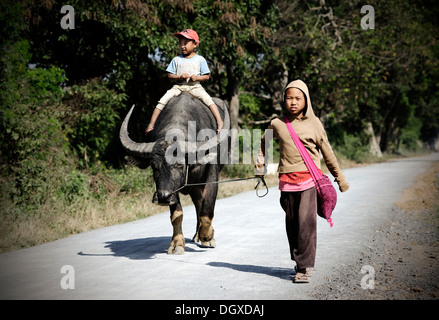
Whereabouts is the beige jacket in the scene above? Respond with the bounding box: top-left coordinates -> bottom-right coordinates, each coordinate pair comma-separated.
255,80 -> 349,192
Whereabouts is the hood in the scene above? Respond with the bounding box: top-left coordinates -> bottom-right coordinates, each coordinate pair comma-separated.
282,79 -> 315,119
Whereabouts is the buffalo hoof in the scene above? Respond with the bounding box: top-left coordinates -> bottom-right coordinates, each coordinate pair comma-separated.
192,233 -> 215,248
200,238 -> 216,248
167,245 -> 185,255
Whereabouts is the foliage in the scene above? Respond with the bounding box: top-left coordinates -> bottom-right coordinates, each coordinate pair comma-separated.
239,93 -> 272,127
335,133 -> 371,164
0,39 -> 70,211
62,80 -> 126,168
400,116 -> 423,152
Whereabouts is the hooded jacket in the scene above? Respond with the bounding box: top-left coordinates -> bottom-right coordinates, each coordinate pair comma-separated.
255,79 -> 349,192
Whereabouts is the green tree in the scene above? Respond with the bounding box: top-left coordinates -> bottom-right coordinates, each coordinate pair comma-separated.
62,79 -> 126,168
0,39 -> 70,210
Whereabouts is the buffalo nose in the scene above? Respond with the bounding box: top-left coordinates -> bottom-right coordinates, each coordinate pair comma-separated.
157,190 -> 172,203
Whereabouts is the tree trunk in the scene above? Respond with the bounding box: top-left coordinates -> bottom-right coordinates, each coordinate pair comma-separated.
381,116 -> 399,153
271,61 -> 289,112
226,62 -> 240,162
365,122 -> 382,157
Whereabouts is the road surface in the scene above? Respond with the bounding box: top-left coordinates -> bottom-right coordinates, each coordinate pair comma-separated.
1,153 -> 438,300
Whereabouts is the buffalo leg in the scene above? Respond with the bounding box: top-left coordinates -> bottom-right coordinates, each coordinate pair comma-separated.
167,202 -> 185,254
189,187 -> 203,242
197,183 -> 217,248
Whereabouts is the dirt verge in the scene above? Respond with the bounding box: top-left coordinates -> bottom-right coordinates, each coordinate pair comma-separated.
312,158 -> 439,299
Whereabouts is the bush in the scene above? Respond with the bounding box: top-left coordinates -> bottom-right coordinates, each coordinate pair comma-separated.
62,79 -> 126,169
335,132 -> 370,163
0,40 -> 72,212
399,116 -> 423,152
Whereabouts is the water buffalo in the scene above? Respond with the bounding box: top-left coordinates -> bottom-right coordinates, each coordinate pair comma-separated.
119,93 -> 230,254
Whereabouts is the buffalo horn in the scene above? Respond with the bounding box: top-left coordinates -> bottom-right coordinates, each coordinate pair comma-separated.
119,105 -> 155,158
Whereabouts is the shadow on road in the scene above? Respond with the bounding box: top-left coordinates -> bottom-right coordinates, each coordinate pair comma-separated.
207,261 -> 293,280
77,236 -> 205,260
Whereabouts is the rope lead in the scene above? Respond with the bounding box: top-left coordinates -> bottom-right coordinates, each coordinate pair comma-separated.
170,166 -> 269,198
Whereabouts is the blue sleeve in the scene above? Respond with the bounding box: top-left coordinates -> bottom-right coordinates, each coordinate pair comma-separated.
199,56 -> 210,75
166,57 -> 177,74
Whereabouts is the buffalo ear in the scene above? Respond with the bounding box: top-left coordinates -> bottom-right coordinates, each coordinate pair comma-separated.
124,155 -> 150,169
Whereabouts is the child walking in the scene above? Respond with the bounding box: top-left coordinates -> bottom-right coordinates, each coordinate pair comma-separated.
146,29 -> 224,134
255,79 -> 349,283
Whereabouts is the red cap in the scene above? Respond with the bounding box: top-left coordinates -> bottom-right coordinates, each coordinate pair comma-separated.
173,29 -> 199,45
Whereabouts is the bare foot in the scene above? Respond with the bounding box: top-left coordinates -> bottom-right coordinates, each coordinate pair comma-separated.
216,121 -> 224,134
145,126 -> 154,135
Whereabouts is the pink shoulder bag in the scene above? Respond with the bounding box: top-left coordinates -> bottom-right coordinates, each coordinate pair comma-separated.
284,116 -> 337,227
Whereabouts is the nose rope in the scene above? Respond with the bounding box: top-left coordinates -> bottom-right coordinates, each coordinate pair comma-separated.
168,165 -> 269,198
170,165 -> 190,195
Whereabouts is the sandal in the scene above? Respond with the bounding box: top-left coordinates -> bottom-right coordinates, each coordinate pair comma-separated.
294,266 -> 310,283
294,272 -> 309,283
294,266 -> 311,277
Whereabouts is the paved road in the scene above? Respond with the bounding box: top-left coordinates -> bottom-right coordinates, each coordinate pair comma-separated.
1,153 -> 438,300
